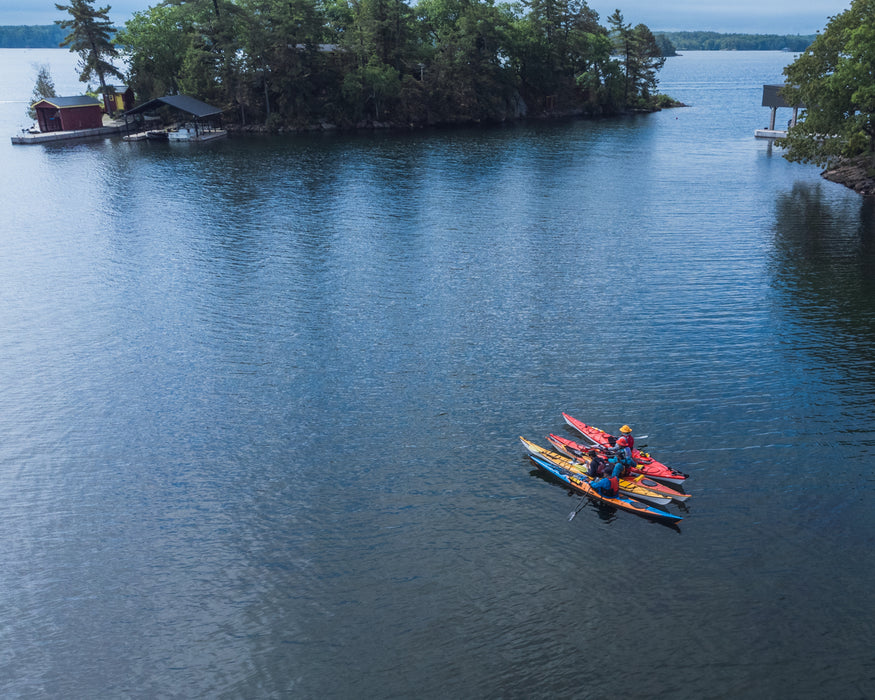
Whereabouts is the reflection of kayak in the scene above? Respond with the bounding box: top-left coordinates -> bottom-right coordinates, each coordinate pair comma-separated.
546,434 -> 691,503
562,413 -> 689,485
520,437 -> 672,507
520,438 -> 683,523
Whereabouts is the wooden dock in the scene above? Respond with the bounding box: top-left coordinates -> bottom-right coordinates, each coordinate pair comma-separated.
11,122 -> 125,145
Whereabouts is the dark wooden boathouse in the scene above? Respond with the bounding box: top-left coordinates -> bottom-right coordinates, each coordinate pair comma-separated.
123,95 -> 224,132
31,95 -> 104,132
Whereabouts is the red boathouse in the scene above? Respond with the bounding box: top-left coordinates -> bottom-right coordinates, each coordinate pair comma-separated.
32,95 -> 104,132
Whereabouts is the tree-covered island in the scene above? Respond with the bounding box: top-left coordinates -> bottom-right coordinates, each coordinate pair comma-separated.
53,0 -> 678,131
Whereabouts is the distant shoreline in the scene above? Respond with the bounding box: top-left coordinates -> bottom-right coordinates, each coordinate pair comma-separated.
0,25 -> 816,51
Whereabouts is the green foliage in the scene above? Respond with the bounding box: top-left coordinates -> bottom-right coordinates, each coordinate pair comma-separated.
780,0 -> 875,166
654,93 -> 682,109
605,12 -> 664,109
116,5 -> 191,99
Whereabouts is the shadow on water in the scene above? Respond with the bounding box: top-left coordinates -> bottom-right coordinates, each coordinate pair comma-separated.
769,182 -> 875,387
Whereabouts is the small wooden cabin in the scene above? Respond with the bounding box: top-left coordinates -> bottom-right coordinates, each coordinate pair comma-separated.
32,95 -> 103,132
103,86 -> 135,115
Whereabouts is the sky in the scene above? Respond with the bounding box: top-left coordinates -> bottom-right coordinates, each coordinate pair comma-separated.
0,0 -> 854,35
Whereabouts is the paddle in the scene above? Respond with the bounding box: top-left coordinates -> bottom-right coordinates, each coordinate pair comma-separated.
568,495 -> 588,521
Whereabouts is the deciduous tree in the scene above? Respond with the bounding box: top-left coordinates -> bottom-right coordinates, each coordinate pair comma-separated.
116,4 -> 191,99
780,0 -> 875,166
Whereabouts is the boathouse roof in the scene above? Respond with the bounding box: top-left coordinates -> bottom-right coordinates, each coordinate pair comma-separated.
32,95 -> 101,109
762,84 -> 803,109
125,95 -> 223,118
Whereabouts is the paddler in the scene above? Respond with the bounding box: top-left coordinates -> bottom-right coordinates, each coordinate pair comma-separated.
612,426 -> 636,476
618,424 -> 634,449
591,475 -> 619,498
606,447 -> 633,479
586,450 -> 607,478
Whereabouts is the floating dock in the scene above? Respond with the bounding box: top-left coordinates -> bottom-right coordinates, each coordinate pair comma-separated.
11,123 -> 125,145
754,128 -> 788,140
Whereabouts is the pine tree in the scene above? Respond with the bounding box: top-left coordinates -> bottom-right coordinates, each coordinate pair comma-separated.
28,64 -> 57,120
55,0 -> 123,110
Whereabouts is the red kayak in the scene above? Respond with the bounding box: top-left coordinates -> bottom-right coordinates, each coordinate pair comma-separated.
546,434 -> 690,501
561,413 -> 690,485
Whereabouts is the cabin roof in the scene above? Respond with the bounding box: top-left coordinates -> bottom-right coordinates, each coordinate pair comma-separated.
32,95 -> 102,109
125,94 -> 223,118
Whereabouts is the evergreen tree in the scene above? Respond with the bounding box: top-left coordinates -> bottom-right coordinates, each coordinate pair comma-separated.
27,64 -> 57,120
162,0 -> 244,106
237,0 -> 332,125
55,0 -> 123,107
607,9 -> 631,106
628,24 -> 665,104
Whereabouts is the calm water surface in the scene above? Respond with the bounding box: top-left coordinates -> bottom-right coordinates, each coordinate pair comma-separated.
1,50 -> 873,698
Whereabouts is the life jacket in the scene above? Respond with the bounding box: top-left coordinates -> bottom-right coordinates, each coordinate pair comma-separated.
607,476 -> 619,497
618,434 -> 634,450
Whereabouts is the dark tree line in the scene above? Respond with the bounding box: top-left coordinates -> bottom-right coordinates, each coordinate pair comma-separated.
657,31 -> 816,52
0,25 -> 68,48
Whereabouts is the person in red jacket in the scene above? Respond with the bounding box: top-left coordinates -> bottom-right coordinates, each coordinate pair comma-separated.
619,424 -> 634,449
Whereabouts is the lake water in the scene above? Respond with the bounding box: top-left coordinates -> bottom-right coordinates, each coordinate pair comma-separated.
1,49 -> 873,698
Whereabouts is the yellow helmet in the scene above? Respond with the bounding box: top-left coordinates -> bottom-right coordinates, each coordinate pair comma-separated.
619,425 -> 632,434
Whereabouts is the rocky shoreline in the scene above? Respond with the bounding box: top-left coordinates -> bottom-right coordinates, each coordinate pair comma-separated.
822,155 -> 875,196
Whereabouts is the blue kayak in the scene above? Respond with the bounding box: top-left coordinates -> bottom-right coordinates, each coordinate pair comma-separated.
524,445 -> 683,523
